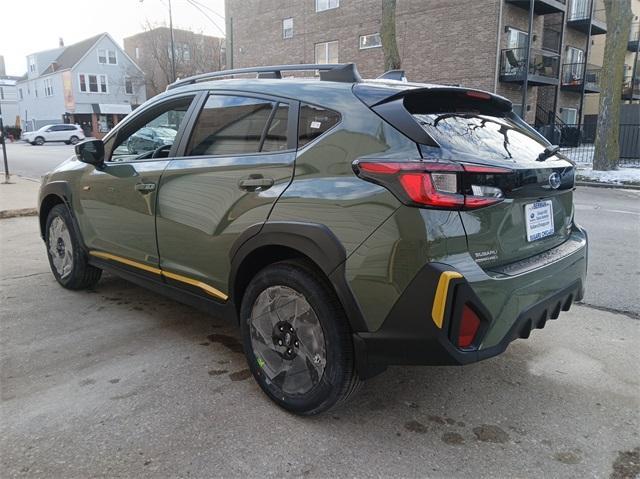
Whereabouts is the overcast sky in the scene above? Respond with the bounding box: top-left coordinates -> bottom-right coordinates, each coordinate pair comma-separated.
1,0 -> 226,76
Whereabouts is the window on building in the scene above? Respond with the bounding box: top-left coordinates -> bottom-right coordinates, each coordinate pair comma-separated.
283,18 -> 294,39
359,33 -> 381,49
79,74 -> 108,93
19,88 -> 23,100
564,46 -> 585,83
314,41 -> 339,64
125,77 -> 133,95
560,108 -> 578,125
298,103 -> 340,147
34,82 -> 38,97
316,0 -> 339,12
44,78 -> 54,96
186,95 -> 289,156
98,49 -> 117,64
28,56 -> 36,73
0,87 -> 4,100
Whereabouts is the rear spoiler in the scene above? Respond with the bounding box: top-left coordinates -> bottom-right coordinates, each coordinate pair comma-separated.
353,83 -> 513,147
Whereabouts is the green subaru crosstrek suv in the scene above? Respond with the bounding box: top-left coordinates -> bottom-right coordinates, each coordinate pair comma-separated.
39,64 -> 587,415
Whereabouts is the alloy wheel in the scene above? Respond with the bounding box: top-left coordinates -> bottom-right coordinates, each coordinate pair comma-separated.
249,285 -> 327,395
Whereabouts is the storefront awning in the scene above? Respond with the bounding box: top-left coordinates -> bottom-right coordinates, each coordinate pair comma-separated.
92,103 -> 133,115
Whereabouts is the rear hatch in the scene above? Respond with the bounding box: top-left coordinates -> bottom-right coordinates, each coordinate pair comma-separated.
355,84 -> 576,269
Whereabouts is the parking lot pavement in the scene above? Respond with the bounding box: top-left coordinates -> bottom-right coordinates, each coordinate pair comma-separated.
1,216 -> 639,479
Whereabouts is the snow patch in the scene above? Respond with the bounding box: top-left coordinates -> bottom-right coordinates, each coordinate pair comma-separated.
576,166 -> 640,185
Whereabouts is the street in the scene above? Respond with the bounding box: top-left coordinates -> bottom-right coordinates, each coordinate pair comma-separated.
0,142 -> 75,180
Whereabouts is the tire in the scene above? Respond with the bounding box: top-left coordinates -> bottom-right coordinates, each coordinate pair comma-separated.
45,204 -> 102,290
34,136 -> 45,146
240,259 -> 361,415
69,135 -> 79,145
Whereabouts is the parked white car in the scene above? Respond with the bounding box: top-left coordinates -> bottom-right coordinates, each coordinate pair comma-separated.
23,124 -> 85,146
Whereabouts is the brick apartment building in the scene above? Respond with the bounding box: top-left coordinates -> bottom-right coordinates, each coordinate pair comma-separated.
584,0 -> 640,123
124,27 -> 225,98
225,0 -> 612,135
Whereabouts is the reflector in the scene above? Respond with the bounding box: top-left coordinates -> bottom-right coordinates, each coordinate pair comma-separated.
458,304 -> 481,348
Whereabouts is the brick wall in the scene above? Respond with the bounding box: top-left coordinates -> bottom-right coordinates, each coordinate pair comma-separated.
225,0 -> 608,125
226,0 -> 501,90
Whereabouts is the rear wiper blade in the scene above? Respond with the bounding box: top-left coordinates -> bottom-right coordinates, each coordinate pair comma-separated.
537,145 -> 560,162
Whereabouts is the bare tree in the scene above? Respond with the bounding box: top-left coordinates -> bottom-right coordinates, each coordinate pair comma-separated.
593,0 -> 633,170
380,0 -> 401,71
137,21 -> 224,96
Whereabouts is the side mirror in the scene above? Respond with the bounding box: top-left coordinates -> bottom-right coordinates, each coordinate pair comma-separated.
75,139 -> 105,166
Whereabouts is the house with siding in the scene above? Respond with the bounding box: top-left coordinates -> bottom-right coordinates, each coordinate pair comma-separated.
17,33 -> 146,138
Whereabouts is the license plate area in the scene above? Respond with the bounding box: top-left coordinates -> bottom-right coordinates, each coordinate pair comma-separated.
524,200 -> 554,242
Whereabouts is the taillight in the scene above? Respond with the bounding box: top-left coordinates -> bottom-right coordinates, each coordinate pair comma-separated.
457,304 -> 481,348
353,160 -> 511,210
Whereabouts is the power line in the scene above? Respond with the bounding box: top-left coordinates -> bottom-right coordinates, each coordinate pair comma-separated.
184,0 -> 225,36
187,0 -> 225,22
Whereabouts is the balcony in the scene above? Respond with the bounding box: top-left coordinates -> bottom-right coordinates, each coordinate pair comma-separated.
505,0 -> 566,15
499,48 -> 560,86
561,63 -> 600,93
622,75 -> 640,101
567,2 -> 607,35
629,27 -> 639,52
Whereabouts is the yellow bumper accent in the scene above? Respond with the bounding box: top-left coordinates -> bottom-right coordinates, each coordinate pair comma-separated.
431,271 -> 463,329
89,251 -> 228,301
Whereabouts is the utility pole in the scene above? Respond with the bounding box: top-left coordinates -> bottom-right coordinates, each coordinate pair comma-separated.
168,0 -> 177,82
0,101 -> 9,183
139,0 -> 176,82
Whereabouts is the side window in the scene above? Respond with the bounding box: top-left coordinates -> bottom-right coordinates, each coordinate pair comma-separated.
297,103 -> 340,147
186,95 -> 289,156
110,96 -> 193,162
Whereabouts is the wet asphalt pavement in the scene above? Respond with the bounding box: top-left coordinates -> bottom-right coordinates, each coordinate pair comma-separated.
1,216 -> 638,478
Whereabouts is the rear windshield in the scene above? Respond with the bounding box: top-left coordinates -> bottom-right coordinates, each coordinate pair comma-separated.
413,113 -> 547,162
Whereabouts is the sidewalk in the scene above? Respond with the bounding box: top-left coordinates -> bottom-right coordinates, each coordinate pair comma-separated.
0,175 -> 40,218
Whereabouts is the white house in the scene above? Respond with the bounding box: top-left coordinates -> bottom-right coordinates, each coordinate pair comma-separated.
0,76 -> 20,128
17,33 -> 146,138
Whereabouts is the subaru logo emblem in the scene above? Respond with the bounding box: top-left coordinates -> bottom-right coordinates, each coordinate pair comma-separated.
548,172 -> 561,189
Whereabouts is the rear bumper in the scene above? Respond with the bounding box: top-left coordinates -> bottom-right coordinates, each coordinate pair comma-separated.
353,228 -> 587,378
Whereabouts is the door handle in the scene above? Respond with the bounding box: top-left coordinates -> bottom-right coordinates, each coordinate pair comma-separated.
238,177 -> 274,191
135,182 -> 156,194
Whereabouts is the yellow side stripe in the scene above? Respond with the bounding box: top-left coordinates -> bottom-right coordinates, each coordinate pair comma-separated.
90,251 -> 162,275
431,271 -> 463,329
89,251 -> 228,301
162,270 -> 229,301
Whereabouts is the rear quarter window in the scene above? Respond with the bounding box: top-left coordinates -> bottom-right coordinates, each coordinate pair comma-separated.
298,103 -> 340,148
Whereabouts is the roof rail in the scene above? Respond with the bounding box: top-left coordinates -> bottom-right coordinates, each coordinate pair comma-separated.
167,63 -> 362,90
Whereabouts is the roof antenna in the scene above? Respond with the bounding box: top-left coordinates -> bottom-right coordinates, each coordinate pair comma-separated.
319,63 -> 362,83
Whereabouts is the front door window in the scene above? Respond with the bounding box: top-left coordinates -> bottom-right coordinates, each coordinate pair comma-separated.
110,97 -> 193,162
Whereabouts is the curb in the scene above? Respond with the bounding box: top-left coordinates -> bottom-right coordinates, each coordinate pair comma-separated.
576,181 -> 640,190
0,208 -> 38,219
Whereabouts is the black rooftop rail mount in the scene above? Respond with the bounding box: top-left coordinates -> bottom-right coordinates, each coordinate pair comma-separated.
167,63 -> 362,90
